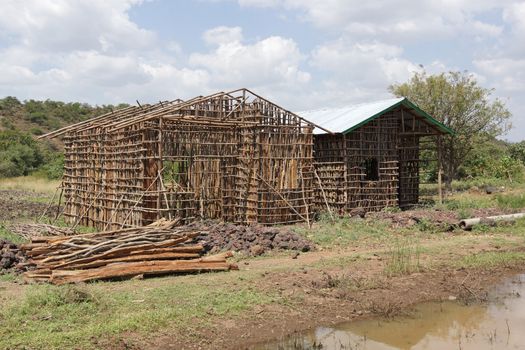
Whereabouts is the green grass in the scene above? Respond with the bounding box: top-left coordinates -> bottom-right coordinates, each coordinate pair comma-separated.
471,217 -> 525,236
415,218 -> 440,233
458,251 -> 525,268
444,196 -> 495,210
0,225 -> 27,244
450,177 -> 511,192
0,273 -> 277,349
383,239 -> 422,276
0,273 -> 17,282
295,216 -> 390,248
495,193 -> 525,210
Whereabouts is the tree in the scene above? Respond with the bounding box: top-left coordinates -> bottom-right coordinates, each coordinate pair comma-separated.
509,141 -> 525,165
0,130 -> 44,177
389,71 -> 512,189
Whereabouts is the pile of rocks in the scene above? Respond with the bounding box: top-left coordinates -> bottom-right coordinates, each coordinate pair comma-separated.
192,221 -> 315,256
0,239 -> 25,272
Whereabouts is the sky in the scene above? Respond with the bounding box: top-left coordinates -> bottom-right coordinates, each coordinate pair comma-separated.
0,0 -> 523,141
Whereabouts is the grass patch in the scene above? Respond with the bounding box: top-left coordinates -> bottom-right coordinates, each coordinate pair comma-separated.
469,217 -> 525,236
0,273 -> 17,282
495,193 -> 525,210
384,239 -> 422,276
0,225 -> 26,244
458,251 -> 525,268
416,218 -> 439,233
444,195 -> 494,211
0,176 -> 60,195
295,217 -> 390,248
0,273 -> 277,349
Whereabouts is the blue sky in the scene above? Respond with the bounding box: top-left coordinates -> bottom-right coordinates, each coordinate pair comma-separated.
0,0 -> 523,141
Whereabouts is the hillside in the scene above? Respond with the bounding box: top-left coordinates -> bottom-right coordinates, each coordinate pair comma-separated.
0,96 -> 129,178
0,96 -> 128,143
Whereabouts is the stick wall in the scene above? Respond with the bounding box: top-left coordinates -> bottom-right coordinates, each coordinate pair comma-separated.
57,89 -> 314,229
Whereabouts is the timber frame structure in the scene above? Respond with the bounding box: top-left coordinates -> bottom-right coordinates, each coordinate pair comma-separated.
301,98 -> 454,214
41,89 -> 324,230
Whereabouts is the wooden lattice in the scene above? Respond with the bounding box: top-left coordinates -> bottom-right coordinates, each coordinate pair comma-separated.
313,106 -> 443,214
41,89 -> 321,229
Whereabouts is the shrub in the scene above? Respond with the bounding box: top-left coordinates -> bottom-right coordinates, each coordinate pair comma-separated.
0,130 -> 44,177
34,153 -> 64,180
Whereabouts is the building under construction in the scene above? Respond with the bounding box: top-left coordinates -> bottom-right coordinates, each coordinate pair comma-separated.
41,89 -> 323,230
41,91 -> 452,229
301,97 -> 453,215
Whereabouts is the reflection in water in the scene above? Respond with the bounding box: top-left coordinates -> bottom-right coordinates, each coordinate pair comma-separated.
253,274 -> 525,350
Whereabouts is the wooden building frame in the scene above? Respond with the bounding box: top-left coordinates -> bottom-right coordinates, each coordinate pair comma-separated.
41,89 -> 327,230
300,98 -> 454,214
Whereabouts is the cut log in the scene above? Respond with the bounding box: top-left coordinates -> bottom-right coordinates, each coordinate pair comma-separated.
54,252 -> 201,270
459,213 -> 525,230
50,258 -> 235,285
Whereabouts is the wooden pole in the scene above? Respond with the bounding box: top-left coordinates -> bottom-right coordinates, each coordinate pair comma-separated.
300,168 -> 311,228
438,166 -> 443,205
38,186 -> 60,223
314,168 -> 334,221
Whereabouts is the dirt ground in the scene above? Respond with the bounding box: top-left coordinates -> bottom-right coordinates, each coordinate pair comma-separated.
126,239 -> 525,350
0,190 -> 57,222
1,187 -> 525,350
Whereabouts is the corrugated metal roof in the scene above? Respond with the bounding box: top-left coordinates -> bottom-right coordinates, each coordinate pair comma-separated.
298,97 -> 453,135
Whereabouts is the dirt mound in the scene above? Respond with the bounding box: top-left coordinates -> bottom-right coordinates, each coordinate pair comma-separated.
0,239 -> 26,272
371,210 -> 459,230
190,221 -> 315,256
370,207 -> 511,232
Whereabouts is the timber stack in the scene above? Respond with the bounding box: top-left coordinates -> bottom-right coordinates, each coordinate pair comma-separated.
20,220 -> 237,285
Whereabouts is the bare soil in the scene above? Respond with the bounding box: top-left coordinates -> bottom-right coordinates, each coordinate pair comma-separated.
0,190 -> 57,222
2,188 -> 525,350
129,242 -> 525,350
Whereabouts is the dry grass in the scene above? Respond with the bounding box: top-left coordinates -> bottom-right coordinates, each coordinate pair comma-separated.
0,176 -> 60,195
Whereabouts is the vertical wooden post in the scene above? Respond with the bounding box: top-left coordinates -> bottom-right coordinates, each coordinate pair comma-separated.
438,166 -> 443,205
157,117 -> 163,220
436,134 -> 444,205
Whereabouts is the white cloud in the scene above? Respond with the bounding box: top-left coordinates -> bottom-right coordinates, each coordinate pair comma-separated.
236,0 -> 506,43
0,0 -> 155,53
203,26 -> 243,46
63,52 -> 152,87
309,40 -> 421,103
190,34 -> 310,87
474,58 -> 525,92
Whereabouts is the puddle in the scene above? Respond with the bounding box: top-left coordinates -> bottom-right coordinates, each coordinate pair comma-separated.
252,274 -> 525,350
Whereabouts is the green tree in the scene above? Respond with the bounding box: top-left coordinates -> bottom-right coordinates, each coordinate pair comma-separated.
509,141 -> 525,164
0,130 -> 44,176
390,71 -> 512,189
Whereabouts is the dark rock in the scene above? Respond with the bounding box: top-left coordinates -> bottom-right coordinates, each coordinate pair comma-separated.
195,221 -> 314,255
250,245 -> 265,256
485,186 -> 498,194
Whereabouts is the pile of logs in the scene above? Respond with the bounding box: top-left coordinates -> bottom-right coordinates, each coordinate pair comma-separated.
20,220 -> 237,285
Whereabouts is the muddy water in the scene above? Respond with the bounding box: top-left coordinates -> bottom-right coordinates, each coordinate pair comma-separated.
253,274 -> 525,350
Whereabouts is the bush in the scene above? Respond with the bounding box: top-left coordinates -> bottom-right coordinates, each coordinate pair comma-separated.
34,153 -> 64,180
0,130 -> 44,177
